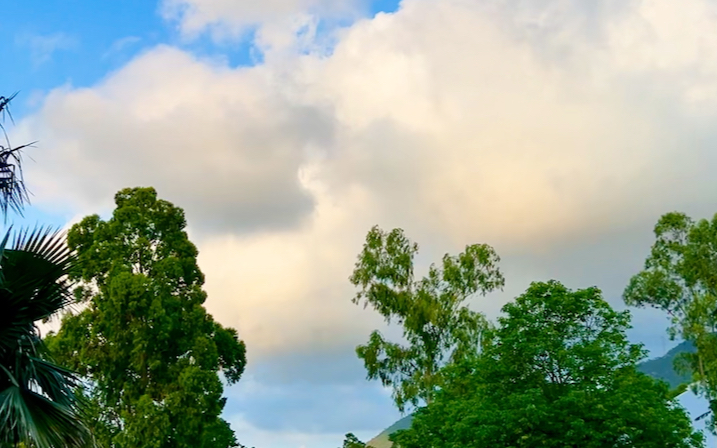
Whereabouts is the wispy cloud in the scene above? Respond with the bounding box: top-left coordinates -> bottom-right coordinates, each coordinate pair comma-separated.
102,36 -> 142,60
16,32 -> 78,67
161,0 -> 364,41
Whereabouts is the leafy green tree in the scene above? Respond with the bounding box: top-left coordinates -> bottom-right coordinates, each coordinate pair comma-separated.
0,93 -> 91,448
46,187 -> 247,448
392,281 -> 705,448
349,226 -> 504,412
623,212 -> 717,426
340,433 -> 366,448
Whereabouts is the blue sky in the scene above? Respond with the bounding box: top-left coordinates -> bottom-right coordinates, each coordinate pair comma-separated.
6,0 -> 717,446
1,0 -> 401,109
2,0 -> 165,228
3,1 -> 162,111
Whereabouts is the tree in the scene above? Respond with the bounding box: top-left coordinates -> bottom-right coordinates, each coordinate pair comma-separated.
623,212 -> 717,427
46,187 -> 247,448
340,433 -> 366,448
0,93 -> 91,448
392,281 -> 705,448
349,226 -> 504,412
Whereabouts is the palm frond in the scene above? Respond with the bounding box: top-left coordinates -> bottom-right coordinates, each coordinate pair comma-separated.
0,226 -> 78,350
0,383 -> 91,448
0,226 -> 91,448
0,92 -> 32,218
0,92 -> 18,125
0,144 -> 32,219
0,332 -> 92,448
10,225 -> 76,268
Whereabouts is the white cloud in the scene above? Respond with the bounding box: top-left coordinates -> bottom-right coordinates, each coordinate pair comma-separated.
161,0 -> 366,41
605,0 -> 717,105
197,168 -> 387,356
102,36 -> 142,59
17,45 -> 323,234
18,0 -> 717,368
16,32 -> 78,67
304,0 -> 717,252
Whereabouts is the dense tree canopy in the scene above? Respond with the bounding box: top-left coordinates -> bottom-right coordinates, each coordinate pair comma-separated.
350,226 -> 504,412
46,187 -> 247,448
391,281 -> 704,448
624,212 -> 717,427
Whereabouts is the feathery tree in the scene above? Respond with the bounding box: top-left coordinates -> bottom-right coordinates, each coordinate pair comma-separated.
624,211 -> 717,429
350,226 -> 504,412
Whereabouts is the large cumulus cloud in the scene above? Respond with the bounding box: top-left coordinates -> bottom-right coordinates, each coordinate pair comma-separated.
16,0 -> 717,445
19,0 -> 717,360
17,46 -> 327,233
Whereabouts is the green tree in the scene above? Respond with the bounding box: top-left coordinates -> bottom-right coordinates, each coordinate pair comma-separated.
349,226 -> 504,412
0,93 -> 91,448
392,281 -> 705,448
623,212 -> 717,426
340,433 -> 366,448
46,187 -> 247,448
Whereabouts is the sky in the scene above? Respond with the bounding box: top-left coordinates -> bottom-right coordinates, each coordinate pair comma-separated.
4,0 -> 717,446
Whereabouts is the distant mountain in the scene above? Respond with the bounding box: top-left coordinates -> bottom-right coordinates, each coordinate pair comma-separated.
637,340 -> 695,389
367,341 -> 696,447
366,414 -> 412,448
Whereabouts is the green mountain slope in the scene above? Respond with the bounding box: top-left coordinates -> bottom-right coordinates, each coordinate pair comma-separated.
366,414 -> 413,448
366,341 -> 696,447
637,340 -> 695,389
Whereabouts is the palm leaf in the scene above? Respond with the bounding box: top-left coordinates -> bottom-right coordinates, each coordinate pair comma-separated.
0,226 -> 91,448
0,384 -> 91,448
0,226 -> 77,350
0,93 -> 18,122
0,92 -> 32,218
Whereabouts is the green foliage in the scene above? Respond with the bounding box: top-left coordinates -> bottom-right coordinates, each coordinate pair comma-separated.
0,93 -> 31,218
350,226 -> 504,412
624,212 -> 717,428
341,433 -> 366,448
391,281 -> 704,448
367,342 -> 702,447
0,227 -> 92,448
46,187 -> 247,448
